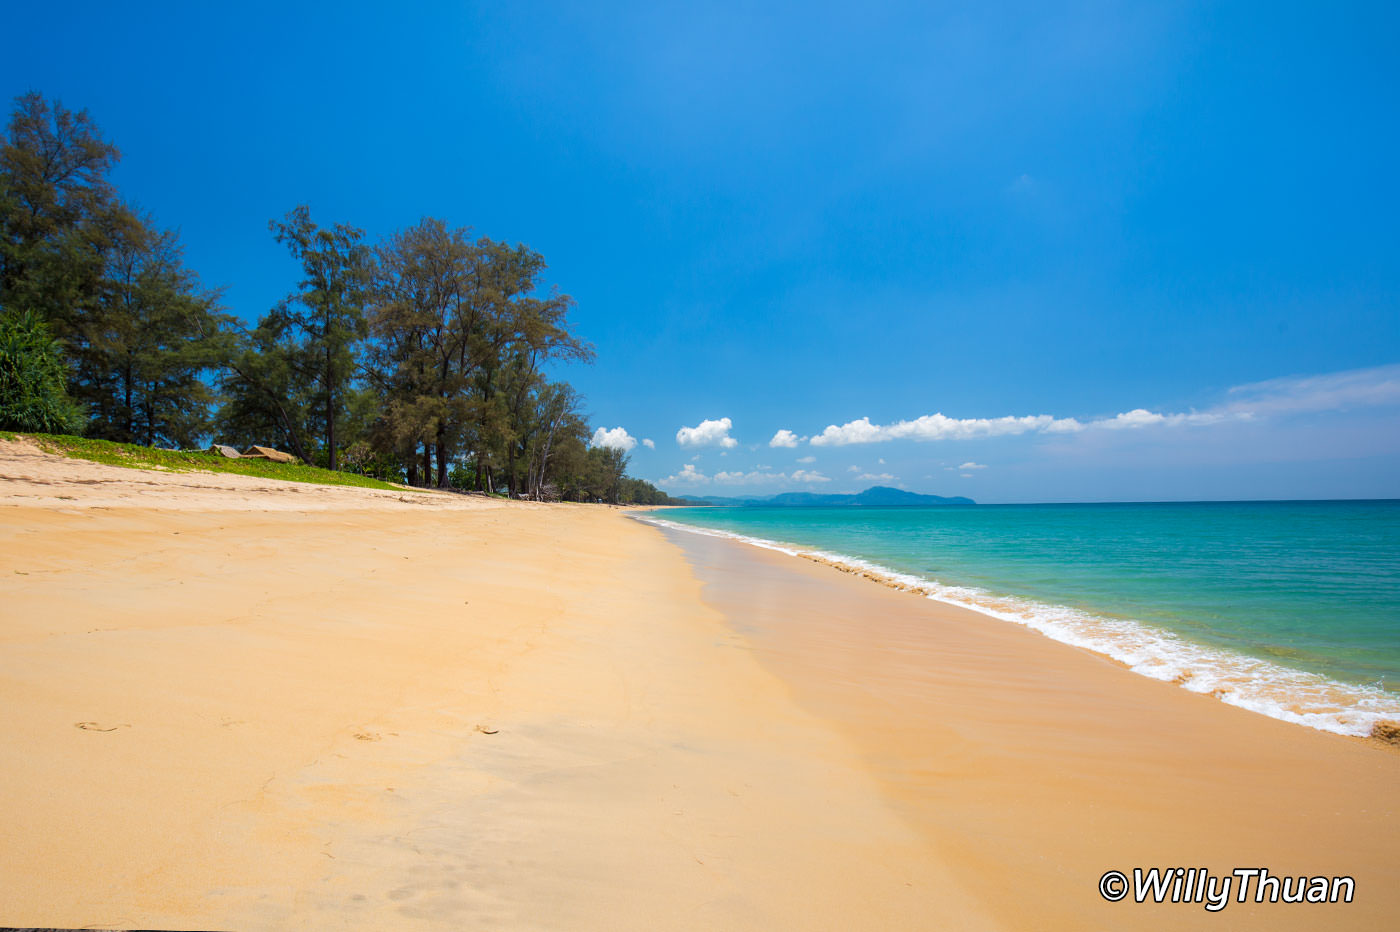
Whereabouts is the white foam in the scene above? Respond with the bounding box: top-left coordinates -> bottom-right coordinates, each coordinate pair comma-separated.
635,514 -> 1400,738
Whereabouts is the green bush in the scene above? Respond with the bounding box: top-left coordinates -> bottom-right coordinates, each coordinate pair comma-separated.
0,310 -> 84,433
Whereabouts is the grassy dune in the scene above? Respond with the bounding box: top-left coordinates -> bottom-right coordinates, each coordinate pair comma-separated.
1,432 -> 410,492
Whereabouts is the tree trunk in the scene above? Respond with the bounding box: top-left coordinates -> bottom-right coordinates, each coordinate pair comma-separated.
122,361 -> 134,442
325,345 -> 337,471
144,381 -> 154,447
435,430 -> 449,488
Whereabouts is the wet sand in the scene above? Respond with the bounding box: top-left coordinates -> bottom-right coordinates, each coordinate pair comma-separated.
1,438 -> 1396,929
660,524 -> 1400,930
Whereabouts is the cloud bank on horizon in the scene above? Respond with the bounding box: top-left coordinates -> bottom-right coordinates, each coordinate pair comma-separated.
662,463 -> 831,486
629,364 -> 1400,499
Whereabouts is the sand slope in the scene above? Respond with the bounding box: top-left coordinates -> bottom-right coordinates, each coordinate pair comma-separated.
0,440 -> 994,930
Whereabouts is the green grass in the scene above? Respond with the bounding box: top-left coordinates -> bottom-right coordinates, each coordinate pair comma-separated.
1,431 -> 415,492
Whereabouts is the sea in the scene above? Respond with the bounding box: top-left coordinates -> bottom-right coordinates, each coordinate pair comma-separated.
639,500 -> 1400,737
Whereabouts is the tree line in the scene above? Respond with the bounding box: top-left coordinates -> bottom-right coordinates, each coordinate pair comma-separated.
0,92 -> 680,504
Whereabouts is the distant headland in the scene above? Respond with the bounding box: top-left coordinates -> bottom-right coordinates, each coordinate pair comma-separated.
676,486 -> 976,507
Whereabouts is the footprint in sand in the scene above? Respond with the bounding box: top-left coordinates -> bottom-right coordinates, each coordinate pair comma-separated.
75,721 -> 128,732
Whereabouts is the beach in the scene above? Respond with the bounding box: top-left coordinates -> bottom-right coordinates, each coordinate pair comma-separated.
2,438 -> 1397,930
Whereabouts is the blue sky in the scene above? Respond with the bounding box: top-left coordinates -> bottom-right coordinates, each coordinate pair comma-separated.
4,1 -> 1397,502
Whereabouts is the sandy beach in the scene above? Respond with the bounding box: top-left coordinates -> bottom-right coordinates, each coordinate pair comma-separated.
2,437 -> 1397,930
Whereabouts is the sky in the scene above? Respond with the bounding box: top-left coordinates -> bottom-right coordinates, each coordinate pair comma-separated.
4,1 -> 1397,502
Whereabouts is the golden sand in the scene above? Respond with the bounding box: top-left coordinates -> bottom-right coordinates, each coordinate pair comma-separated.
1,438 -> 1396,929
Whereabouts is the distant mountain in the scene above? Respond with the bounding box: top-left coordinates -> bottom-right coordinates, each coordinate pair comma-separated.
676,486 -> 974,507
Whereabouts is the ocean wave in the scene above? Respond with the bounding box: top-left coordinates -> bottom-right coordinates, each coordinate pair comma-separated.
635,514 -> 1400,738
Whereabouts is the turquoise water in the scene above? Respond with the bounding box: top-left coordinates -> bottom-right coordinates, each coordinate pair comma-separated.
644,501 -> 1400,736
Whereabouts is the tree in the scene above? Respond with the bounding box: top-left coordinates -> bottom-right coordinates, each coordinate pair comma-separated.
0,93 -> 124,335
522,381 -> 586,500
366,221 -> 593,489
367,218 -> 476,486
0,309 -> 82,433
467,239 -> 592,493
70,215 -> 228,447
215,313 -> 315,463
1,93 -> 223,448
267,206 -> 370,470
581,444 -> 629,504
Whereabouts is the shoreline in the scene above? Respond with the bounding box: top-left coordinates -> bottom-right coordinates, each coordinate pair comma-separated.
3,440 -> 1397,929
656,522 -> 1400,929
636,512 -> 1400,741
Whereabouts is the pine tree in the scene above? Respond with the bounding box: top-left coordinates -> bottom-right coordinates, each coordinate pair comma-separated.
267,206 -> 371,470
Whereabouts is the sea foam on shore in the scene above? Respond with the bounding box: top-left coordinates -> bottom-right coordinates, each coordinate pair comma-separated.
638,514 -> 1400,738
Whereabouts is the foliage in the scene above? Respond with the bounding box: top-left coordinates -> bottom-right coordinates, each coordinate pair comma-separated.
618,476 -> 688,506
265,206 -> 371,471
2,92 -> 675,505
363,218 -> 593,492
1,93 -> 228,447
0,310 -> 83,432
70,216 -> 230,447
0,92 -> 122,331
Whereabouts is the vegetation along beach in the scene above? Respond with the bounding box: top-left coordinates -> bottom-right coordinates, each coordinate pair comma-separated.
3,4 -> 1399,930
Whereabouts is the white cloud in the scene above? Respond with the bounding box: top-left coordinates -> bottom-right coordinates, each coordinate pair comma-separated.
642,438 -> 655,449
657,466 -> 830,487
808,407 -> 1232,446
961,473 -> 974,478
677,417 -> 738,449
590,426 -> 637,452
847,465 -> 860,472
802,365 -> 1400,452
796,455 -> 816,464
858,472 -> 896,481
797,366 -> 1400,453
1096,409 -> 1226,430
713,470 -> 778,483
812,417 -> 883,446
769,428 -> 804,448
810,413 -> 1076,446
958,462 -> 987,470
1224,364 -> 1400,416
660,463 -> 709,484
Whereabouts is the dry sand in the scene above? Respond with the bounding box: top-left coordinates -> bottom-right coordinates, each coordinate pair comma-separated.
1,437 -> 1396,930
